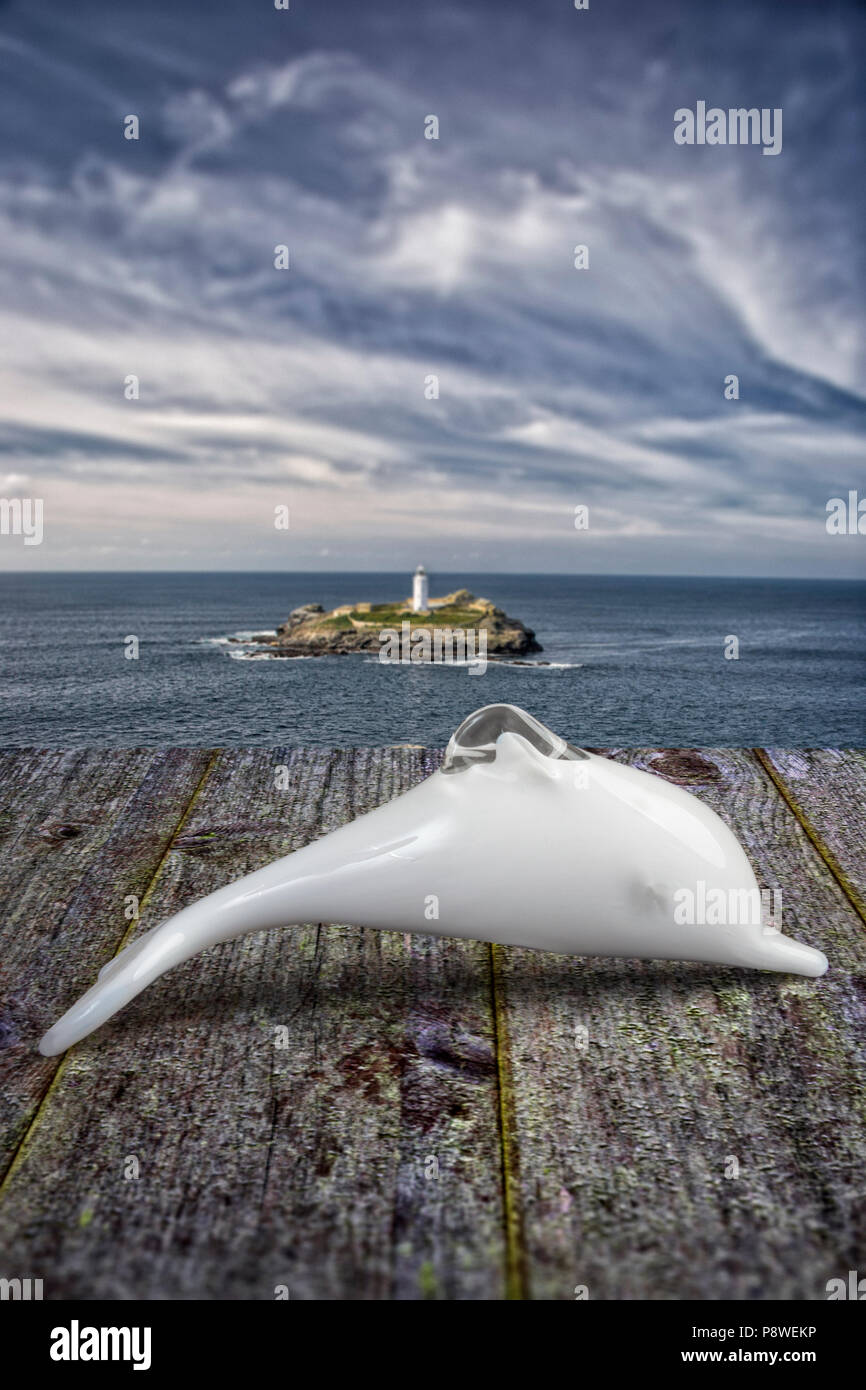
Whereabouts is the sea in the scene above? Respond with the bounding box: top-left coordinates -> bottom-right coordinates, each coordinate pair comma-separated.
0,573 -> 862,748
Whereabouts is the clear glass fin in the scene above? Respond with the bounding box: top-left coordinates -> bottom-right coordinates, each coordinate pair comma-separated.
441,703 -> 589,774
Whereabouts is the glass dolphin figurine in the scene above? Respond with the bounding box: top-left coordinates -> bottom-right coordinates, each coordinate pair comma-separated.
38,704 -> 827,1055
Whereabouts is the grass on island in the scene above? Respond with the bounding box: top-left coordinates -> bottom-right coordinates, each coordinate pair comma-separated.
317,614 -> 355,630
345,606 -> 481,628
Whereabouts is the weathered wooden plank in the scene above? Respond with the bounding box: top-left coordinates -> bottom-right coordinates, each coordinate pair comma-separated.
757,749 -> 866,918
496,748 -> 866,1300
0,749 -> 214,1172
0,748 -> 505,1300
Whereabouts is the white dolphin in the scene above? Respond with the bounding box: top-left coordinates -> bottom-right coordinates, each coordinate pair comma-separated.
38,704 -> 827,1055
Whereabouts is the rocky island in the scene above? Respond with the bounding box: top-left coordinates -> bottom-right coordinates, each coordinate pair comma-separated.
243,580 -> 542,659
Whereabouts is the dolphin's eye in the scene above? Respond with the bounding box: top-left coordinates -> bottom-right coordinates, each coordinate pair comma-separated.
441,703 -> 589,774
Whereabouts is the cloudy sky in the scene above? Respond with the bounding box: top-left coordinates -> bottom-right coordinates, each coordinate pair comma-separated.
0,0 -> 863,574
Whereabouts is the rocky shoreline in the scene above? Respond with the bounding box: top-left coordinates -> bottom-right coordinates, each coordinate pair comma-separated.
234,588 -> 543,659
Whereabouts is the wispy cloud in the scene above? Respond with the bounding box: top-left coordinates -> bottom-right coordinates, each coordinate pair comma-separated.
0,0 -> 863,574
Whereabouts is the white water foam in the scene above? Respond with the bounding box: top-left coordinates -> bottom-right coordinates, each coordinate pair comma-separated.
228,649 -> 315,661
201,629 -> 277,649
369,658 -> 583,670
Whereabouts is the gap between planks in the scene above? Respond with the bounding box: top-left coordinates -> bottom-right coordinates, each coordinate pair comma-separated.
489,942 -> 528,1300
0,750 -> 222,1202
753,749 -> 866,927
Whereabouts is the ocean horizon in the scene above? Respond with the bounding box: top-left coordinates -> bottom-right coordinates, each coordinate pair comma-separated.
0,571 -> 863,747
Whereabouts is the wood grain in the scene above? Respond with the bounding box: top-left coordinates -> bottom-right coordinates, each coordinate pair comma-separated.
757,749 -> 866,917
0,749 -> 215,1171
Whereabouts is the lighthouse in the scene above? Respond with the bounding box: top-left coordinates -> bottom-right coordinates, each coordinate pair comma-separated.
412,565 -> 429,613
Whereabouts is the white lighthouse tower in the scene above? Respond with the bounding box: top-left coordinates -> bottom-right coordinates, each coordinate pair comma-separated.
412,564 -> 429,613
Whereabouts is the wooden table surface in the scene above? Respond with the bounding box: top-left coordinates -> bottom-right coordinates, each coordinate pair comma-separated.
0,747 -> 863,1300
